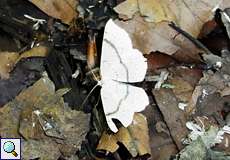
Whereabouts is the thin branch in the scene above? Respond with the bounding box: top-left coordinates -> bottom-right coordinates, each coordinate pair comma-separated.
168,22 -> 214,55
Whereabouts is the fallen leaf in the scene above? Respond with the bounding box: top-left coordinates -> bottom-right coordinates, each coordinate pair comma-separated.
167,67 -> 202,104
191,63 -> 230,115
115,15 -> 204,62
0,76 -> 90,159
220,87 -> 230,97
160,67 -> 203,115
170,77 -> 194,102
0,52 -> 19,79
153,89 -> 188,149
22,139 -> 61,160
97,113 -> 151,157
28,0 -> 78,24
17,45 -> 50,62
0,46 -> 49,80
196,92 -> 230,117
137,0 -> 176,23
114,0 -> 139,20
146,52 -> 178,74
169,67 -> 203,87
0,58 -> 44,107
115,0 -> 230,37
150,135 -> 178,160
198,20 -> 218,38
142,103 -> 179,159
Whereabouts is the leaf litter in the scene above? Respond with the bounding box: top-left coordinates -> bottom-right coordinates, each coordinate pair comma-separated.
0,0 -> 230,159
0,75 -> 90,159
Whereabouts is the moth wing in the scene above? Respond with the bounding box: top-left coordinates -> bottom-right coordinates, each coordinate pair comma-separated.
101,80 -> 149,132
100,19 -> 147,83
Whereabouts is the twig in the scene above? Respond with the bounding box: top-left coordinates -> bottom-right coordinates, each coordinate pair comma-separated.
168,22 -> 214,55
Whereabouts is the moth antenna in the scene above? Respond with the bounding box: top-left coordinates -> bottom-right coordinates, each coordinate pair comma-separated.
81,83 -> 100,108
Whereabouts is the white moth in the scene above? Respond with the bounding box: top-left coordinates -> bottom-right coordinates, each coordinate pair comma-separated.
99,19 -> 149,132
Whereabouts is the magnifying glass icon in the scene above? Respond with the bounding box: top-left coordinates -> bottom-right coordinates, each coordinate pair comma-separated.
3,141 -> 18,157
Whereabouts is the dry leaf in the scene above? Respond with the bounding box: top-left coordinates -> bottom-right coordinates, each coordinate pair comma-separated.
22,139 -> 61,160
146,52 -> 177,74
142,105 -> 179,159
197,92 -> 230,117
153,89 -> 188,149
0,46 -> 49,79
97,113 -> 151,157
169,67 -> 202,98
168,67 -> 202,113
0,76 -> 90,159
18,45 -> 49,62
198,71 -> 230,97
138,0 -> 176,23
150,135 -> 178,160
0,52 -> 19,79
170,77 -> 194,102
114,0 -> 139,20
115,0 -> 230,37
115,15 -> 204,62
220,87 -> 230,97
28,0 -> 78,24
198,20 -> 218,38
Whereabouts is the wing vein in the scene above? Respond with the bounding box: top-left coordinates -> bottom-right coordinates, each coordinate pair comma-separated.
104,38 -> 129,116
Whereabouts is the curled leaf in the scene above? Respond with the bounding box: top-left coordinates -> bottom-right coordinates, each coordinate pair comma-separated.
97,113 -> 151,157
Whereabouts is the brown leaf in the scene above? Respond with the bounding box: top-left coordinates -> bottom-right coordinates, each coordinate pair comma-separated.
17,45 -> 50,62
146,52 -> 178,74
141,103 -> 179,159
199,71 -> 229,97
168,67 -> 202,102
97,113 -> 151,157
115,0 -> 230,37
28,0 -> 78,24
22,139 -> 61,160
150,135 -> 178,160
0,76 -> 90,159
170,77 -> 194,102
164,67 -> 202,114
220,87 -> 230,97
170,67 -> 203,87
0,52 -> 19,79
0,46 -> 49,79
198,20 -> 218,38
153,89 -> 188,149
114,0 -> 139,20
115,15 -> 204,62
196,92 -> 230,117
137,0 -> 176,23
